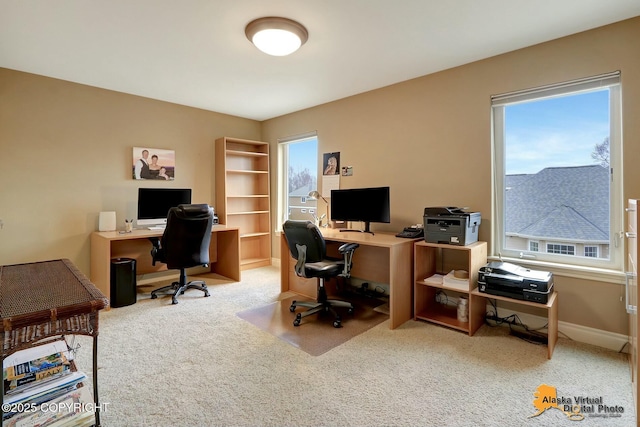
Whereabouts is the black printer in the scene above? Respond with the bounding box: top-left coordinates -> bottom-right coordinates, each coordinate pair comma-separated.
423,207 -> 481,246
478,261 -> 554,304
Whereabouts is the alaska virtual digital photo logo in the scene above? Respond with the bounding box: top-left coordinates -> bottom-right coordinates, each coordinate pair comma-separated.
529,384 -> 625,421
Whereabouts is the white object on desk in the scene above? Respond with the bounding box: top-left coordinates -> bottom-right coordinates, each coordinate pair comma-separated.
98,211 -> 116,231
148,225 -> 166,231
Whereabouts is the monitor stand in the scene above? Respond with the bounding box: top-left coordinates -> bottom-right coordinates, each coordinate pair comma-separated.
340,221 -> 374,235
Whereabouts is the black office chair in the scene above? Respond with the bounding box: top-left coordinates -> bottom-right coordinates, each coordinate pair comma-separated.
282,220 -> 359,328
149,204 -> 213,304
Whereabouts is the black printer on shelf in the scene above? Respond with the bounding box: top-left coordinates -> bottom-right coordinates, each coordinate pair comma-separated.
478,261 -> 554,304
423,207 -> 481,246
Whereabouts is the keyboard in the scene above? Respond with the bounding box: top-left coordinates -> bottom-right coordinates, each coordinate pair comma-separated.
147,226 -> 166,231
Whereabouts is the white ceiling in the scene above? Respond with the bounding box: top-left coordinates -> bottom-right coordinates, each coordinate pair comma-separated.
1,1 -> 639,121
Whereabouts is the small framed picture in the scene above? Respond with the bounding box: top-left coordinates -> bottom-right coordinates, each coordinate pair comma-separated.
133,147 -> 175,180
323,152 -> 340,175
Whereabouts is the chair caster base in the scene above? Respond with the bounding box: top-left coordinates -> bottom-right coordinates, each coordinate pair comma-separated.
293,313 -> 302,327
150,281 -> 209,305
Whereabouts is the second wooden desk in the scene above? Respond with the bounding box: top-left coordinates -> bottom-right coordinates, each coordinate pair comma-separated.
281,228 -> 417,329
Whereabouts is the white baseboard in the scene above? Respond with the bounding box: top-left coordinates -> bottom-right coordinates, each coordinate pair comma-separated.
490,306 -> 629,353
558,320 -> 629,353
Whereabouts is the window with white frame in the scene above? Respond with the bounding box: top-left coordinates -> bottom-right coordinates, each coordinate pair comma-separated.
584,246 -> 599,258
492,72 -> 622,270
547,243 -> 575,256
277,132 -> 318,231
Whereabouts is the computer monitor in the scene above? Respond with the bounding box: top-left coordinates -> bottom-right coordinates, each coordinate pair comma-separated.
137,188 -> 192,227
330,186 -> 390,234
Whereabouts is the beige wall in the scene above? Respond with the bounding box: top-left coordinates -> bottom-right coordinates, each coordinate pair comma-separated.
0,69 -> 261,274
1,17 -> 638,336
262,17 -> 640,334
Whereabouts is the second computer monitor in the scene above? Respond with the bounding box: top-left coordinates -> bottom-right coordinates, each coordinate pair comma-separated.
330,186 -> 390,233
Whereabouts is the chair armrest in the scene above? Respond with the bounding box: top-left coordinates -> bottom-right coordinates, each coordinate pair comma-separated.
338,242 -> 359,254
338,243 -> 359,278
149,237 -> 161,266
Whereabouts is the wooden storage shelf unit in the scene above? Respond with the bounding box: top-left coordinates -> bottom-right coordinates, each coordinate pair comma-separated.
470,288 -> 558,359
216,137 -> 272,270
414,240 -> 487,335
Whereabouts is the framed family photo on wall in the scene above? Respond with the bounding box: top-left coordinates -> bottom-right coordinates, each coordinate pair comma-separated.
133,147 -> 175,180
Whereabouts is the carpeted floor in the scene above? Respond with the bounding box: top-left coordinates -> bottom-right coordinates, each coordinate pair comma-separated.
237,294 -> 388,356
72,266 -> 635,426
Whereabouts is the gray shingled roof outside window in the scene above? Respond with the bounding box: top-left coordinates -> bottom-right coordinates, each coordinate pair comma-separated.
505,165 -> 609,242
290,183 -> 316,197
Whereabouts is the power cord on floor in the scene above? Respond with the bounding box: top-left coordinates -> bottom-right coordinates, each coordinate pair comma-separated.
357,282 -> 387,298
484,298 -> 548,345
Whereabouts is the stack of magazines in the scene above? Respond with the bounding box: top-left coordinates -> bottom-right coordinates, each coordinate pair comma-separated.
2,340 -> 95,427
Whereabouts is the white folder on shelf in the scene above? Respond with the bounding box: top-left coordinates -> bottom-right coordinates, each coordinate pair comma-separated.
442,270 -> 470,291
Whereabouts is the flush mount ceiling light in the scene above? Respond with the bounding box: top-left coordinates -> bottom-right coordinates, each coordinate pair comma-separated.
245,17 -> 308,56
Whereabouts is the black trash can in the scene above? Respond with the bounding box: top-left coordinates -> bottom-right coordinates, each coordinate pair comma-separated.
110,258 -> 137,307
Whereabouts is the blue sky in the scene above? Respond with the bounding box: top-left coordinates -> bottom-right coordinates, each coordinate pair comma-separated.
505,89 -> 610,175
289,138 -> 318,175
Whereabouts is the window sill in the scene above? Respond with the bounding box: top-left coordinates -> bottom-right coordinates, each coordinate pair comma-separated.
487,255 -> 626,285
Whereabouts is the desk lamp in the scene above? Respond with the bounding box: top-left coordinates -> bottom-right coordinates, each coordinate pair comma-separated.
308,190 -> 328,227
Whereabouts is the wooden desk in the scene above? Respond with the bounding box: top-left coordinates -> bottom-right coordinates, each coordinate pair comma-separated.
90,225 -> 241,302
281,229 -> 418,329
0,259 -> 108,426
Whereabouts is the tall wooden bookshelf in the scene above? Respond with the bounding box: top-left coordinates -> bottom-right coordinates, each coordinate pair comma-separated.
215,137 -> 271,270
